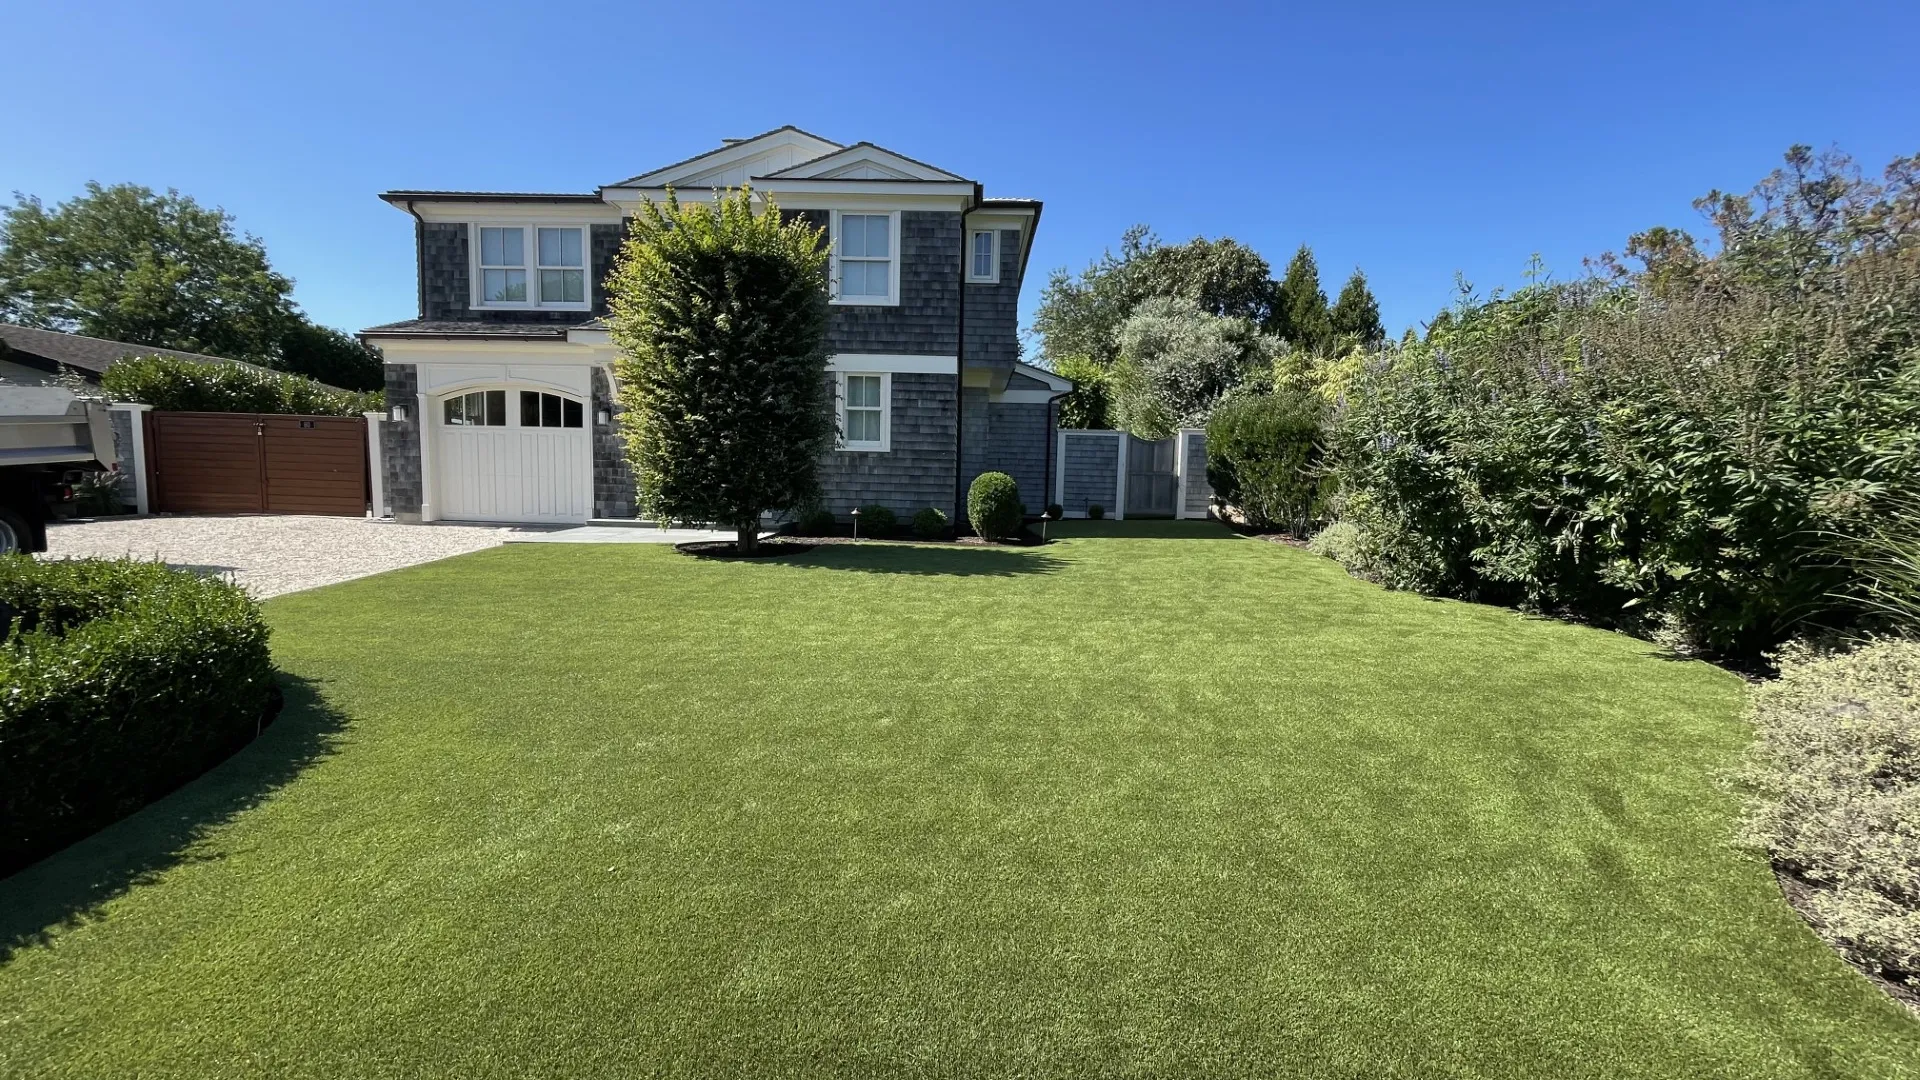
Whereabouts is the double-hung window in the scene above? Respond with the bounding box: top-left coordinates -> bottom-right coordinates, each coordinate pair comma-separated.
537,228 -> 585,305
839,373 -> 888,451
477,228 -> 527,304
474,224 -> 589,309
833,212 -> 897,305
967,229 -> 999,283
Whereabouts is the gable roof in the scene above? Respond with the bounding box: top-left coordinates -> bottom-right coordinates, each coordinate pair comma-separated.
607,125 -> 843,189
761,141 -> 967,182
0,322 -> 274,380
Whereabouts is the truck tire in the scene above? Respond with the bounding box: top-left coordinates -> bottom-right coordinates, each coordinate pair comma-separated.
0,506 -> 31,554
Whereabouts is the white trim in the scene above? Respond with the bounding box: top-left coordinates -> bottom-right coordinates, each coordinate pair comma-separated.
416,389 -> 435,522
108,403 -> 151,515
763,144 -> 964,182
375,338 -> 592,359
835,371 -> 890,453
994,389 -> 1061,404
826,353 -> 955,374
829,210 -> 901,306
470,222 -> 592,312
615,128 -> 843,189
757,179 -> 975,198
967,228 -> 1000,283
364,411 -> 386,518
1011,361 -> 1072,392
1114,432 -> 1129,521
401,202 -> 620,225
1174,428 -> 1189,521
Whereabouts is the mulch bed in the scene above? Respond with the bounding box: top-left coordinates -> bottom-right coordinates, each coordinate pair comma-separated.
1773,864 -> 1920,1017
675,539 -> 817,559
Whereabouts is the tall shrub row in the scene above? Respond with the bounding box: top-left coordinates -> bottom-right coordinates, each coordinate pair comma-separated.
0,558 -> 276,874
103,354 -> 382,417
1323,148 -> 1920,660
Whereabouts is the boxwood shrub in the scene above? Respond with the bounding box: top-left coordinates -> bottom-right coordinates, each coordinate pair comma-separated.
968,472 -> 1022,540
856,504 -> 897,536
0,557 -> 276,875
912,506 -> 949,539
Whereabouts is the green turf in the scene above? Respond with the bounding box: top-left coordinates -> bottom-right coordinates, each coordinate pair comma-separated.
2,522 -> 1915,1077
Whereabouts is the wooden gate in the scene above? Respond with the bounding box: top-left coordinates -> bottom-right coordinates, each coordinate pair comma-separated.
146,411 -> 368,516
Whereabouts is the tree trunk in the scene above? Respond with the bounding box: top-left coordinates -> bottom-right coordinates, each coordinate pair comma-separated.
736,524 -> 758,555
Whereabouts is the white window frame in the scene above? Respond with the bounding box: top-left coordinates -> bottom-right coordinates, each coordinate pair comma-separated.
471,223 -> 591,311
836,371 -> 890,452
830,210 -> 901,307
967,229 -> 1000,284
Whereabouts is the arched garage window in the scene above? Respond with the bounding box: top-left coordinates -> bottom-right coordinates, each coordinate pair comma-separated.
520,391 -> 583,428
442,388 -> 583,428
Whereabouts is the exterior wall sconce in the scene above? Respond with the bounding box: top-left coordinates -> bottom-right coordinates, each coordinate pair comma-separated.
389,404 -> 409,423
596,409 -> 612,426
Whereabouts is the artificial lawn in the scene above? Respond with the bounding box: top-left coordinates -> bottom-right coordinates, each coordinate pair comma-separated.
2,522 -> 1916,1078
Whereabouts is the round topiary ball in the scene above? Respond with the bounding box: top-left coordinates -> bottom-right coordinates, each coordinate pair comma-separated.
967,471 -> 1022,540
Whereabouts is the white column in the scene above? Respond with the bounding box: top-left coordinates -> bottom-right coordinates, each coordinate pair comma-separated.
416,390 -> 436,523
1113,431 -> 1129,521
1054,430 -> 1067,510
108,403 -> 153,515
363,411 -> 386,519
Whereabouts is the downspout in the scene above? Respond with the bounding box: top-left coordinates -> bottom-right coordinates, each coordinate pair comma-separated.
953,183 -> 982,525
1040,384 -> 1071,508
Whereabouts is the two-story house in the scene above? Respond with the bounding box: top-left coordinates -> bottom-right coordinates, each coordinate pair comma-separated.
362,125 -> 1070,527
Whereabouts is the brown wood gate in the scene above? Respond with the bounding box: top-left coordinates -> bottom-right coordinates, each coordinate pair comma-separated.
146,411 -> 369,516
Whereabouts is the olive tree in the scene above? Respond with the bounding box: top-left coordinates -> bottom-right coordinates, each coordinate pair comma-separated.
605,188 -> 832,553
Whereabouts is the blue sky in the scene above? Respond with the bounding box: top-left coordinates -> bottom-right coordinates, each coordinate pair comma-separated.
6,0 -> 1916,346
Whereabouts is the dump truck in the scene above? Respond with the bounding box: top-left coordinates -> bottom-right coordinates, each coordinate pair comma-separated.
0,388 -> 116,552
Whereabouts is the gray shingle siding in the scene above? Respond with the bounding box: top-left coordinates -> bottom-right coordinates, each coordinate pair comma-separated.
963,229 -> 1022,367
382,363 -> 423,519
592,367 -> 636,519
791,209 -> 962,356
984,400 -> 1053,510
818,371 -> 956,517
1061,431 -> 1120,515
959,386 -> 990,501
108,410 -> 136,483
418,220 -> 623,323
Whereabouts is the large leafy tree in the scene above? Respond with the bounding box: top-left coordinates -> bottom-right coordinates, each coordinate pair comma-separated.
1329,268 -> 1385,346
1275,245 -> 1333,354
1110,297 -> 1273,440
605,188 -> 832,553
276,322 -> 385,391
0,183 -> 297,359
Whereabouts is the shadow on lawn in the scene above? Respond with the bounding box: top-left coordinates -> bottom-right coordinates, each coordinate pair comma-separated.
0,674 -> 346,964
798,544 -> 1065,577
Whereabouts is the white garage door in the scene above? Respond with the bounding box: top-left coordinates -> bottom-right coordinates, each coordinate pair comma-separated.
434,387 -> 590,523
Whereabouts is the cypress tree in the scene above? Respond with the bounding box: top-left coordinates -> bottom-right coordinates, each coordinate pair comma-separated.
1329,268 -> 1385,345
1276,245 -> 1332,354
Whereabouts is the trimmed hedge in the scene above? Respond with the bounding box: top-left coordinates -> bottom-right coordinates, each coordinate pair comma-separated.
0,557 -> 276,875
1205,390 -> 1325,532
968,472 -> 1022,540
103,354 -> 381,417
1738,638 -> 1920,988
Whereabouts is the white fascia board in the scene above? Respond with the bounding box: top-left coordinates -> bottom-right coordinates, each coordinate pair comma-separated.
1012,361 -> 1073,392
600,187 -> 972,215
827,354 -> 957,374
620,130 -> 841,188
766,145 -> 963,181
754,179 -> 976,198
375,338 -> 598,362
404,201 -> 620,224
567,327 -> 612,346
965,210 -> 1035,231
993,389 -> 1065,404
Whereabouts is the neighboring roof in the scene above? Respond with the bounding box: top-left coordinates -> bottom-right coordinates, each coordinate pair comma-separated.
358,319 -> 576,340
607,125 -> 844,188
379,191 -> 607,206
0,322 -> 261,377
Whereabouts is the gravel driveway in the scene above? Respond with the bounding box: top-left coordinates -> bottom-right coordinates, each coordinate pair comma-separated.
42,515 -> 509,598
